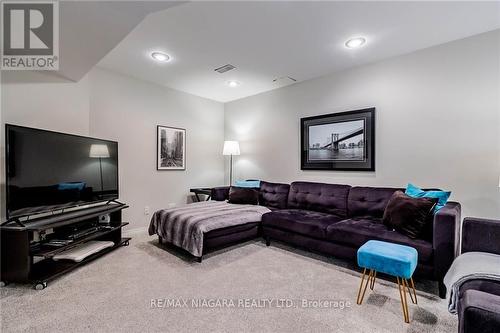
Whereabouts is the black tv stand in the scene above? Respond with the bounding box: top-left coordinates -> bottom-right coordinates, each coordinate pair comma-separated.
0,217 -> 25,227
0,203 -> 130,290
106,199 -> 125,205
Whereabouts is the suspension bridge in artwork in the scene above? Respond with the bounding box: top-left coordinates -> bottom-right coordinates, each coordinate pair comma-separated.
319,127 -> 364,151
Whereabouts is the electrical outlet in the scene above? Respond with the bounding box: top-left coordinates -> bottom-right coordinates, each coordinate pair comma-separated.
168,203 -> 176,208
144,206 -> 150,215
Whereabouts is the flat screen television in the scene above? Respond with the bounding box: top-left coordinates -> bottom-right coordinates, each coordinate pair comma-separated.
5,124 -> 119,219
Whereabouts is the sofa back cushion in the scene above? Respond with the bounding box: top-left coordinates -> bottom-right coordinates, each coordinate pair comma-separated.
348,186 -> 403,219
228,187 -> 259,205
259,181 -> 290,209
287,181 -> 351,217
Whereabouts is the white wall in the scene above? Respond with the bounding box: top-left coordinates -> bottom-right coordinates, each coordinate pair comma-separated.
1,71 -> 91,135
89,68 -> 224,226
1,68 -> 225,226
225,30 -> 500,219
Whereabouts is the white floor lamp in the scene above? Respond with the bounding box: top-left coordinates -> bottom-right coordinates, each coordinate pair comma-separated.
223,141 -> 240,186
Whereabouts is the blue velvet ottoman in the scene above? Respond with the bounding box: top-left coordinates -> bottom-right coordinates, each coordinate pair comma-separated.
356,240 -> 418,323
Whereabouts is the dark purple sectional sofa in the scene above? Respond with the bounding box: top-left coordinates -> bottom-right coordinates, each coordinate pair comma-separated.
458,217 -> 500,333
212,180 -> 461,298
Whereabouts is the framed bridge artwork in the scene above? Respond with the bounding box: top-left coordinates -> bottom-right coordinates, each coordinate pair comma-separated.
301,108 -> 375,171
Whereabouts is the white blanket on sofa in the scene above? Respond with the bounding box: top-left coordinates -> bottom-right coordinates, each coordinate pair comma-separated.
444,251 -> 500,313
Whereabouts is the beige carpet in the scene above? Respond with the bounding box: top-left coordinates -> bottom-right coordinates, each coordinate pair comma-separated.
1,229 -> 457,333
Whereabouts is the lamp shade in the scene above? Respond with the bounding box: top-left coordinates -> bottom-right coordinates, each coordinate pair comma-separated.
223,141 -> 240,156
89,144 -> 110,158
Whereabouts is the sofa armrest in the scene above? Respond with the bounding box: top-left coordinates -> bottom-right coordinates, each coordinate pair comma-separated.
459,289 -> 500,333
433,202 -> 461,282
462,217 -> 500,255
211,187 -> 230,201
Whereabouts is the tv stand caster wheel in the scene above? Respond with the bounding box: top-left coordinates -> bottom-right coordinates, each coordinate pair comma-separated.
0,281 -> 7,287
34,282 -> 47,290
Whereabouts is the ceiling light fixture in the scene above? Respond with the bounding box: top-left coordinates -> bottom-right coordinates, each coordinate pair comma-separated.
345,37 -> 367,49
151,51 -> 171,62
226,80 -> 241,88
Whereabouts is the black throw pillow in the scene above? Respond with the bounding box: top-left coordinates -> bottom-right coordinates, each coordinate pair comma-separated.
228,187 -> 259,205
382,191 -> 437,239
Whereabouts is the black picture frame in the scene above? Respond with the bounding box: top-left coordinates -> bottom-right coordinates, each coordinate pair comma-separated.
157,125 -> 186,170
300,107 -> 375,171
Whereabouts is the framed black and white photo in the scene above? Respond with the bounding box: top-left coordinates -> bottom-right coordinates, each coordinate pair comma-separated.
157,125 -> 186,170
301,108 -> 375,171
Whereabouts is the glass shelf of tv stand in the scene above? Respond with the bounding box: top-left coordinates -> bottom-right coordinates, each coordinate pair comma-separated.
30,222 -> 129,259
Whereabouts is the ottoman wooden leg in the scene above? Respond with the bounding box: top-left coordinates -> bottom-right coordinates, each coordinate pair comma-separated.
370,271 -> 377,290
357,269 -> 373,305
356,268 -> 367,304
406,278 -> 418,304
397,277 -> 410,323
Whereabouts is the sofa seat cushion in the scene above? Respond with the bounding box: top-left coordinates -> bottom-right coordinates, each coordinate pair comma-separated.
326,218 -> 433,263
262,209 -> 343,239
459,279 -> 500,299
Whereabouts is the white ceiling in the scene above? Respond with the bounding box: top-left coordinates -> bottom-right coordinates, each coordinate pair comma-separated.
56,1 -> 184,81
98,1 -> 500,103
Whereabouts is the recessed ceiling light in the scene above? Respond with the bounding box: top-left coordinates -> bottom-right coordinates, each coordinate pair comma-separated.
226,80 -> 241,88
151,51 -> 171,62
345,37 -> 367,49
